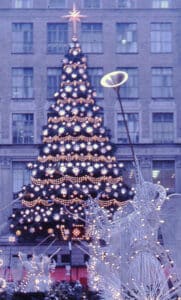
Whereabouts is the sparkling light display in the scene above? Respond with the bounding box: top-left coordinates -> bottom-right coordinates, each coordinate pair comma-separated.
85,165 -> 181,300
9,36 -> 134,241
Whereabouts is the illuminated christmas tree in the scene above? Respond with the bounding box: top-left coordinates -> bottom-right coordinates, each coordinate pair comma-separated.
9,7 -> 134,242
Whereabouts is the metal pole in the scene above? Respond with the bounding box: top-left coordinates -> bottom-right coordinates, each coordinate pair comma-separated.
68,240 -> 72,282
115,87 -> 137,165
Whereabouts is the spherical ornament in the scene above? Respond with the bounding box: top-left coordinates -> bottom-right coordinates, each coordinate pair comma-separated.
59,109 -> 65,116
54,92 -> 59,97
73,144 -> 80,151
74,125 -> 81,132
65,66 -> 73,74
61,188 -> 67,195
53,213 -> 60,221
86,126 -> 93,134
58,127 -> 65,135
52,144 -> 58,150
121,187 -> 127,194
79,68 -> 85,75
35,215 -> 41,222
43,129 -> 48,136
87,145 -> 93,152
113,192 -> 119,198
72,49 -> 78,56
63,58 -> 68,64
46,210 -> 52,216
73,167 -> 80,175
106,145 -> 112,151
71,73 -> 77,79
101,168 -> 108,175
72,92 -> 78,98
101,148 -> 106,154
39,165 -> 44,171
48,228 -> 54,234
29,227 -> 35,233
82,57 -> 87,62
87,166 -> 94,173
93,144 -> 98,150
80,143 -> 86,148
25,209 -> 30,215
59,146 -> 65,153
113,168 -> 119,176
80,84 -> 86,92
43,147 -> 50,154
16,230 -> 22,236
65,86 -> 72,93
61,92 -> 66,98
72,108 -> 79,115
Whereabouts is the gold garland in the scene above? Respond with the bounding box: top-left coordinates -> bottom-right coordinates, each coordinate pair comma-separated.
43,135 -> 108,143
38,154 -> 116,163
22,196 -> 128,208
57,97 -> 94,105
48,115 -> 102,124
31,175 -> 122,185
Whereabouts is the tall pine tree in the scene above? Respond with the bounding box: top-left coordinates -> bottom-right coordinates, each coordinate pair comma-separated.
10,36 -> 134,242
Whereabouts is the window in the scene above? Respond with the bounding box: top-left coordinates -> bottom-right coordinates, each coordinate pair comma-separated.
47,68 -> 62,98
12,23 -> 33,53
12,68 -> 33,99
117,67 -> 138,98
83,0 -> 100,8
152,113 -> 174,143
116,23 -> 137,53
122,161 -> 135,186
117,113 -> 139,143
88,68 -> 103,98
152,161 -> 175,192
117,0 -> 136,8
151,23 -> 172,53
152,68 -> 173,99
12,0 -> 33,8
47,23 -> 68,54
81,23 -> 103,53
152,0 -> 170,8
12,162 -> 31,196
48,0 -> 66,8
12,113 -> 34,144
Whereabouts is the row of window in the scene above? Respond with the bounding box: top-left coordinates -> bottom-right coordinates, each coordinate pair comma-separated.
11,112 -> 175,145
11,0 -> 171,9
11,22 -> 173,54
11,66 -> 174,100
12,159 -> 175,195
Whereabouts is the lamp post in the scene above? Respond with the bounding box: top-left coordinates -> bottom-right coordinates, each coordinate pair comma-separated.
100,70 -> 137,165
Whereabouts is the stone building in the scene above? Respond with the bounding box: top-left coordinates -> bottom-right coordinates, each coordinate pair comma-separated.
0,0 -> 181,272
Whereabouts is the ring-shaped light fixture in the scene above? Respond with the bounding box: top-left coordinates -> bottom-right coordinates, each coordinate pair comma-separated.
100,70 -> 128,88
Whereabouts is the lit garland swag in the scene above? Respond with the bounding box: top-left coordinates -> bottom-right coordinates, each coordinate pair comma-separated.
10,37 -> 134,241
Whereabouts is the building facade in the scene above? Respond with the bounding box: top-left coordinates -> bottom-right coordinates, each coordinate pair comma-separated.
0,0 -> 181,267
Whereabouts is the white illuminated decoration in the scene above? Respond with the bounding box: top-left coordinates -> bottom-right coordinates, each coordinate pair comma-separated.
18,252 -> 56,293
85,164 -> 181,300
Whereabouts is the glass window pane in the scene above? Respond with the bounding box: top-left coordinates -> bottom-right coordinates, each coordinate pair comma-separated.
117,67 -> 138,98
12,68 -> 33,99
152,160 -> 175,193
117,113 -> 139,143
152,67 -> 173,99
151,23 -> 172,53
81,23 -> 103,53
13,0 -> 33,8
12,162 -> 31,194
47,68 -> 62,98
88,68 -> 103,98
47,23 -> 68,54
12,113 -> 34,144
12,23 -> 33,53
152,0 -> 170,8
116,23 -> 138,53
83,0 -> 100,8
152,113 -> 174,143
48,0 -> 66,8
117,0 -> 136,8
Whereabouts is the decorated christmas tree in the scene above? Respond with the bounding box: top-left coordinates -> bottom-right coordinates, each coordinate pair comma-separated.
9,8 -> 134,242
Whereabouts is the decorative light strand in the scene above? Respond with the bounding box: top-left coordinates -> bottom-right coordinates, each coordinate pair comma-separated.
43,135 -> 108,143
38,154 -> 116,163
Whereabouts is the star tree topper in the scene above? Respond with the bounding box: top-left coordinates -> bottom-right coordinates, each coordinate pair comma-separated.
63,3 -> 87,38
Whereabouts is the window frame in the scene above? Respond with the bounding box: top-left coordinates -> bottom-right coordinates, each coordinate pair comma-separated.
152,112 -> 174,143
12,0 -> 33,9
81,23 -> 103,53
150,22 -> 172,53
47,23 -> 68,54
116,23 -> 138,53
116,112 -> 139,143
12,113 -> 34,144
12,23 -> 33,54
151,67 -> 173,100
12,67 -> 34,100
